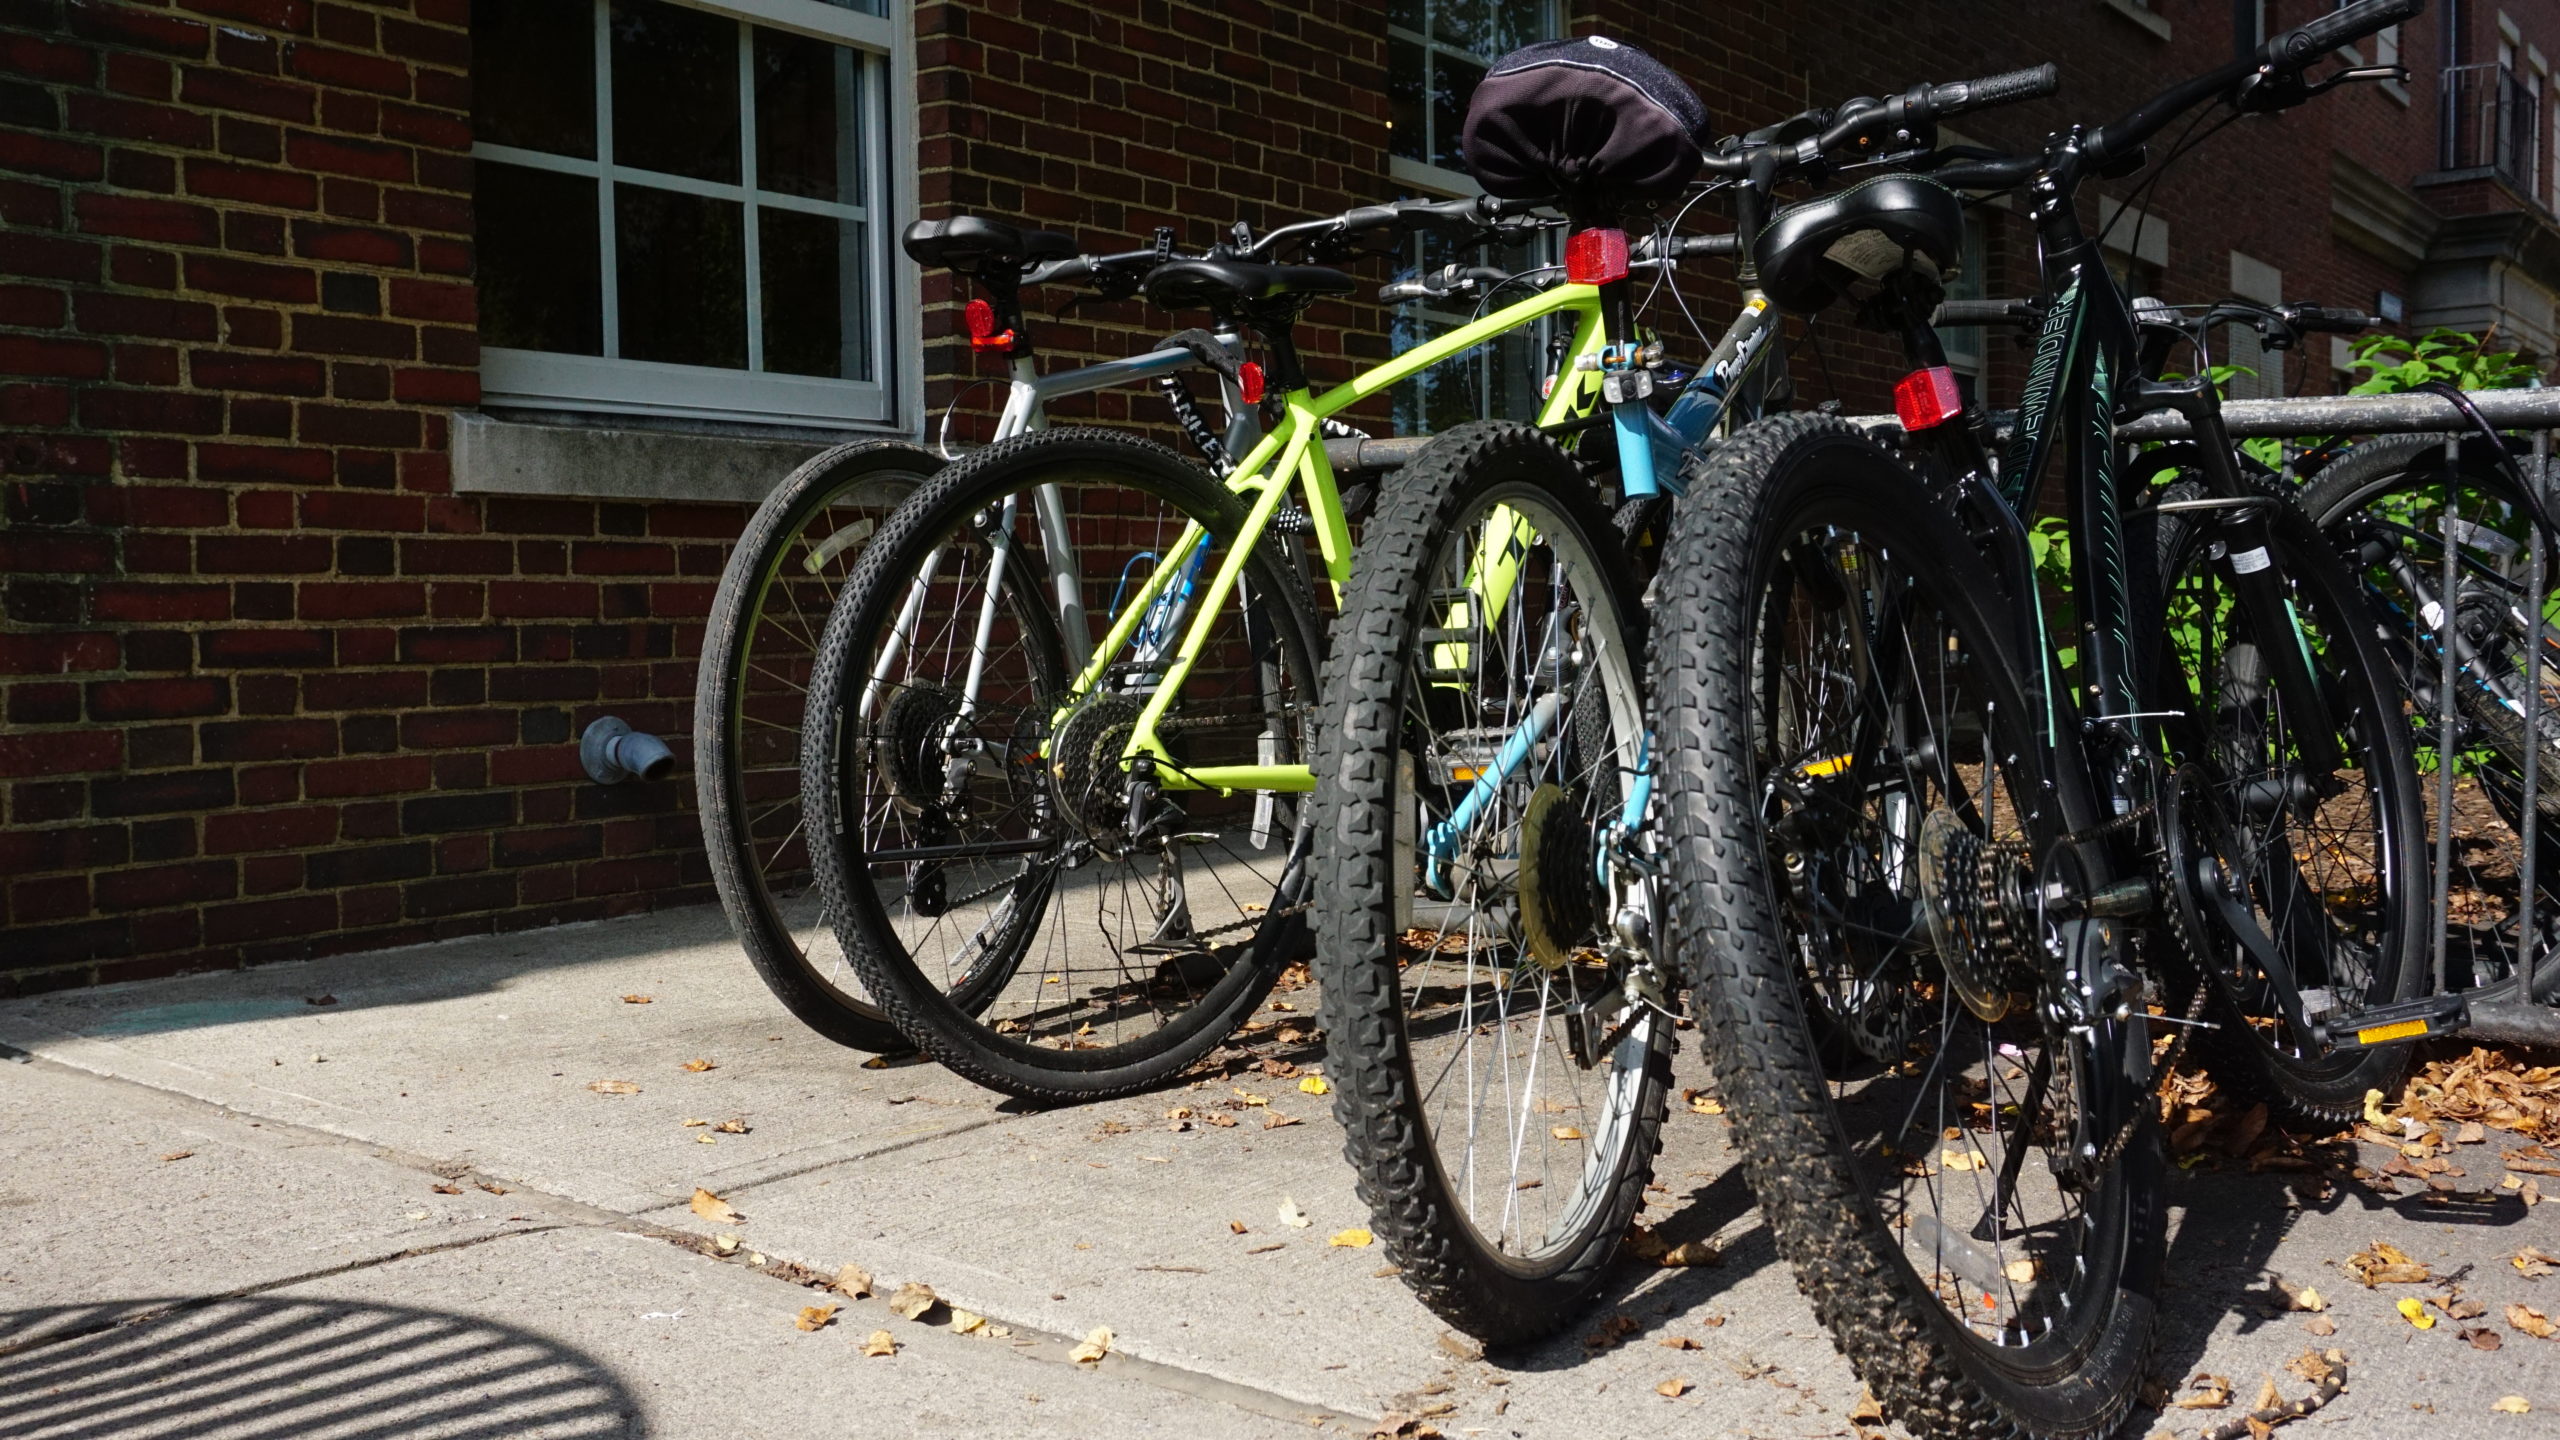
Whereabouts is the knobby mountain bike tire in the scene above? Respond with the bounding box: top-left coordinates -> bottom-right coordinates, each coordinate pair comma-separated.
697,439 -> 937,1054
1652,415 -> 2160,1440
2140,476 -> 2427,1126
1313,421 -> 1672,1344
802,428 -> 1324,1102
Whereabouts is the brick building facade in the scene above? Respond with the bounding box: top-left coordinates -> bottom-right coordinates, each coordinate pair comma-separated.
5,0 -> 2559,994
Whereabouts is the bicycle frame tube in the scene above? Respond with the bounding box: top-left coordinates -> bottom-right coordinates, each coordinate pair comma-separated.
1078,283 -> 1613,797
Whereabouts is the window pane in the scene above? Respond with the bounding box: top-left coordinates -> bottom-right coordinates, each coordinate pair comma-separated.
761,208 -> 868,380
610,0 -> 740,183
1389,0 -> 1423,29
818,0 -> 886,12
472,0 -> 594,157
476,161 -> 601,355
756,29 -> 861,202
1432,53 -> 1484,171
1389,38 -> 1427,163
1435,0 -> 1545,59
616,186 -> 745,368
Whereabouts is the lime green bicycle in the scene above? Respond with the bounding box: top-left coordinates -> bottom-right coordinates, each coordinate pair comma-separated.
793,187 -> 1740,1103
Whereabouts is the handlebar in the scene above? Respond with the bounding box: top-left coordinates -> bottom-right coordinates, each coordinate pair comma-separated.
1244,194 -> 1550,260
2085,0 -> 2417,169
1633,232 -> 1739,261
2277,0 -> 2422,61
1022,245 -> 1168,289
1933,297 -> 2041,328
2280,303 -> 2378,335
1701,63 -> 2059,179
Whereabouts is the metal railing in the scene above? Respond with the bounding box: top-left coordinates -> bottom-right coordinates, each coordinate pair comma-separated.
2441,60 -> 2542,198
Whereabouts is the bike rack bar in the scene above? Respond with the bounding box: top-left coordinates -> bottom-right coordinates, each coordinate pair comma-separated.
2115,386 -> 2560,440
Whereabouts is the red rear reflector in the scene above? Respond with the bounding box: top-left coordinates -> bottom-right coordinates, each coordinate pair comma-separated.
1894,366 -> 1965,431
1238,361 -> 1265,406
963,298 -> 996,340
1563,228 -> 1630,285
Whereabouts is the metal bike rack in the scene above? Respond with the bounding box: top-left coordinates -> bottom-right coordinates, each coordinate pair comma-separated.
2122,386 -> 2560,1048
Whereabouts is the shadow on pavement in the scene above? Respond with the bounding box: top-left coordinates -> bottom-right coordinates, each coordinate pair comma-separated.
0,1295 -> 645,1438
1502,1165 -> 1776,1371
4,904 -> 737,1043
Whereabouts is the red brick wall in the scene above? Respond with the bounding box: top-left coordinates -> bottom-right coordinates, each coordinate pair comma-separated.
10,0 -> 2560,995
0,0 -> 743,996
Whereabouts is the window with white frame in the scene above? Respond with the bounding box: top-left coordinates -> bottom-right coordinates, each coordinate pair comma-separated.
470,0 -> 903,429
1385,0 -> 1558,434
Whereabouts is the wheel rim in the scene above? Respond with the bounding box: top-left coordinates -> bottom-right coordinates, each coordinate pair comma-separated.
1751,512 -> 2128,1362
1394,482 -> 1659,1268
834,468 -> 1314,1060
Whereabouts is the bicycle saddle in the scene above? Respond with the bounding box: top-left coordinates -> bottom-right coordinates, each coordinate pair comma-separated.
1142,259 -> 1357,316
901,216 -> 1077,275
1753,173 -> 1965,315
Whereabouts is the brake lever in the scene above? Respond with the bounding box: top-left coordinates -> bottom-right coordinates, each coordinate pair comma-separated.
2301,62 -> 2408,98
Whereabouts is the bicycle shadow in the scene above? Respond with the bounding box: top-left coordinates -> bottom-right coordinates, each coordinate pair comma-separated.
0,1295 -> 645,1439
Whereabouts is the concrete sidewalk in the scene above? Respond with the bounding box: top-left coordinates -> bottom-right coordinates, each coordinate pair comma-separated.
3,904 -> 2554,1438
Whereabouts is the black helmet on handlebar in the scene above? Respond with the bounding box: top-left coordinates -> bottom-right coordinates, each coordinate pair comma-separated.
1459,36 -> 1711,219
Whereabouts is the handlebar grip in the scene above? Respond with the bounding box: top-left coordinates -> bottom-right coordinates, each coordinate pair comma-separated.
2287,305 -> 2377,334
1339,204 -> 1404,233
1377,280 -> 1434,303
1932,299 -> 2037,327
1921,63 -> 2060,119
2265,0 -> 2420,65
1632,233 -> 1739,261
1023,256 -> 1093,287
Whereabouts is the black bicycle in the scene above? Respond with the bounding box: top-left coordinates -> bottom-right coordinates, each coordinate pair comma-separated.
1649,3 -> 2428,1434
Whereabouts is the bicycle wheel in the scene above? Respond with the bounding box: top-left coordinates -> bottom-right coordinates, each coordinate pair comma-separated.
697,440 -> 937,1053
2144,477 -> 2427,1125
2300,437 -> 2560,998
1653,415 -> 2159,1440
803,428 -> 1323,1102
1313,421 -> 1671,1345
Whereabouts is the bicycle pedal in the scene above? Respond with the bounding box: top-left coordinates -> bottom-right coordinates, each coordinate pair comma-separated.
2317,993 -> 2470,1049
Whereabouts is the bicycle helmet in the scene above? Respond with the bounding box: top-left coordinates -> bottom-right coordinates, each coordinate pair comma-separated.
1460,36 -> 1710,219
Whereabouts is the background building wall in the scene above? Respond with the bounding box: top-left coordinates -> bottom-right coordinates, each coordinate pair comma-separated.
7,0 -> 2560,995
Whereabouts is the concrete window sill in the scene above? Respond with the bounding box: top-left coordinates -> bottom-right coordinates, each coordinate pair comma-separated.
2098,0 -> 2170,42
452,412 -> 905,504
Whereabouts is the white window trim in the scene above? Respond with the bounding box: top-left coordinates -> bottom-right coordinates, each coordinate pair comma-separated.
474,0 -> 919,434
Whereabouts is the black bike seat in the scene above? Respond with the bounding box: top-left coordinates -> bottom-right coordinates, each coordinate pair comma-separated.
1753,173 -> 1965,316
1143,259 -> 1357,315
901,216 -> 1077,275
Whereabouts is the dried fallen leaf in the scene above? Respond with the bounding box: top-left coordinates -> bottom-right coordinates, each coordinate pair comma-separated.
2363,1089 -> 2389,1126
159,1150 -> 194,1163
2515,1246 -> 2559,1279
2175,1375 -> 2234,1410
1551,1125 -> 1585,1141
1657,1378 -> 1691,1398
2004,1258 -> 2039,1285
2306,1316 -> 2337,1337
1298,1074 -> 1329,1095
708,1234 -> 739,1256
589,1079 -> 641,1096
860,1329 -> 896,1357
689,1188 -> 741,1225
2492,1396 -> 2531,1414
2466,1326 -> 2505,1351
1263,1111 -> 1303,1130
888,1282 -> 938,1321
2397,1297 -> 2437,1329
621,994 -> 652,1004
681,1058 -> 716,1073
1659,1240 -> 1719,1268
829,1263 -> 873,1298
1437,1331 -> 1485,1361
1660,1335 -> 1702,1350
1330,1227 -> 1375,1248
950,1308 -> 987,1335
2509,1303 -> 2557,1339
714,1117 -> 750,1134
1685,1090 -> 1726,1116
431,1182 -> 461,1195
2459,1122 -> 2488,1145
796,1304 -> 837,1332
1228,1219 -> 1247,1234
1940,1148 -> 1985,1172
1849,1389 -> 1885,1424
682,1117 -> 708,1127
1069,1326 -> 1112,1364
1279,1197 -> 1312,1228
2345,1240 -> 2429,1286
2250,1376 -> 2282,1413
